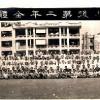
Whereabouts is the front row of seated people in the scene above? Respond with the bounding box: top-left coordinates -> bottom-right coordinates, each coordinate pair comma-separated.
0,65 -> 100,79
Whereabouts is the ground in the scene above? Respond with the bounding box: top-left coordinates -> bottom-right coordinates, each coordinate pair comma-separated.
0,78 -> 100,99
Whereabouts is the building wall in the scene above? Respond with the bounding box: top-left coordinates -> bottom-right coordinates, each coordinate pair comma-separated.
82,32 -> 95,53
0,21 -> 82,56
94,34 -> 100,52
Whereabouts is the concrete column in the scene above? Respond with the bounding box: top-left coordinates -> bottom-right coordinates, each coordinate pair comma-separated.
67,27 -> 69,52
12,28 -> 16,56
33,28 -> 35,56
59,27 -> 62,54
79,28 -> 82,54
25,29 -> 28,56
46,28 -> 48,54
0,22 -> 1,56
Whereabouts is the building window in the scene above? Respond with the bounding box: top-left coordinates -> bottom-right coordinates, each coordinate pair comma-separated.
28,39 -> 34,48
48,27 -> 59,36
36,28 -> 46,33
27,28 -> 33,36
1,41 -> 12,47
1,31 -> 12,37
35,28 -> 46,37
65,28 -> 67,35
1,22 -> 12,27
16,40 -> 26,49
61,28 -> 63,34
90,38 -> 94,44
62,39 -> 67,46
61,27 -> 67,36
35,39 -> 47,48
16,51 -> 26,57
69,39 -> 80,47
48,39 -> 59,47
69,27 -> 80,36
2,51 -> 12,56
15,28 -> 26,37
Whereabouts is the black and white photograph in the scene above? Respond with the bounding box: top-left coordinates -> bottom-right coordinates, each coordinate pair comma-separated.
0,0 -> 100,99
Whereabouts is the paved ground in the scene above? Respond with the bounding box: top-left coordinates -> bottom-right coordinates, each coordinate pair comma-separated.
0,78 -> 100,99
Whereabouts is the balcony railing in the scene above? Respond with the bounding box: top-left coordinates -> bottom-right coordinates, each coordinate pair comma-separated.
69,45 -> 80,47
16,35 -> 26,38
2,46 -> 12,48
61,34 -> 67,36
62,45 -> 67,47
17,46 -> 26,49
1,47 -> 12,50
69,33 -> 80,36
27,35 -> 34,37
1,36 -> 12,38
28,46 -> 34,48
35,35 -> 46,37
49,33 -> 59,37
48,45 -> 59,48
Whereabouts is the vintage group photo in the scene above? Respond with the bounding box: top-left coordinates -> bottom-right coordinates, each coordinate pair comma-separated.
0,8 -> 100,99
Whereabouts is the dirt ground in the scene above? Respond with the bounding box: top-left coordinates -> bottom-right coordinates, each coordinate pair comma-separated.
0,78 -> 100,99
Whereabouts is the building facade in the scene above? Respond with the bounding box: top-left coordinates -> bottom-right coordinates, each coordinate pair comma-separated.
0,21 -> 82,57
94,33 -> 100,53
82,32 -> 95,53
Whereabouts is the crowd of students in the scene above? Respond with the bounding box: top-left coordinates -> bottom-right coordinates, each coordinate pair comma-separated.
0,52 -> 100,79
0,62 -> 100,79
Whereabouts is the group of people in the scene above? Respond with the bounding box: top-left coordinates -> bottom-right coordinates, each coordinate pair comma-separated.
0,52 -> 100,79
0,64 -> 100,79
